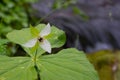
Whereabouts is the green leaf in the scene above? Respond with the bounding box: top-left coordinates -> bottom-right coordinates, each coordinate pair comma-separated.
0,56 -> 37,80
73,7 -> 89,21
0,39 -> 10,56
0,45 -> 8,56
52,0 -> 63,9
37,48 -> 99,80
7,24 -> 66,56
7,24 -> 66,48
0,39 -> 9,45
30,25 -> 39,37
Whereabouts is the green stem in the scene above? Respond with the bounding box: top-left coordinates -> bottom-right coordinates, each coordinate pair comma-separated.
34,49 -> 41,80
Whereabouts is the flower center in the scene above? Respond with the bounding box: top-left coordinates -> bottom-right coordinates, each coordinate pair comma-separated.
38,37 -> 44,42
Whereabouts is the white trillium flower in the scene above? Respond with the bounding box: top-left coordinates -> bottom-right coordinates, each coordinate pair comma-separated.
22,23 -> 51,53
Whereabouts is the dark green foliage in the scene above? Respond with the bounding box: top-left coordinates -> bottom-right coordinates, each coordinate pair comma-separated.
0,0 -> 36,37
0,39 -> 10,55
52,0 -> 77,9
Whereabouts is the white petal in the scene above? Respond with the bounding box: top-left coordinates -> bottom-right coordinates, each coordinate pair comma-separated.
40,23 -> 51,37
40,39 -> 51,53
22,38 -> 37,47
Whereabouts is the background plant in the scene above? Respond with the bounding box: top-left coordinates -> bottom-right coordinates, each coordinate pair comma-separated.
0,0 -> 36,38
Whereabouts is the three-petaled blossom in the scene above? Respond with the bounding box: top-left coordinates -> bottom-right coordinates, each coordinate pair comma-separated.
22,23 -> 51,53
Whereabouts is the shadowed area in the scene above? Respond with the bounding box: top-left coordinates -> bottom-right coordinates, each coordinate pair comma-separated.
31,0 -> 120,53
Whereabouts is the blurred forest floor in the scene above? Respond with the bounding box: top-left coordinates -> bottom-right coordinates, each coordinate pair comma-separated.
87,50 -> 120,80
